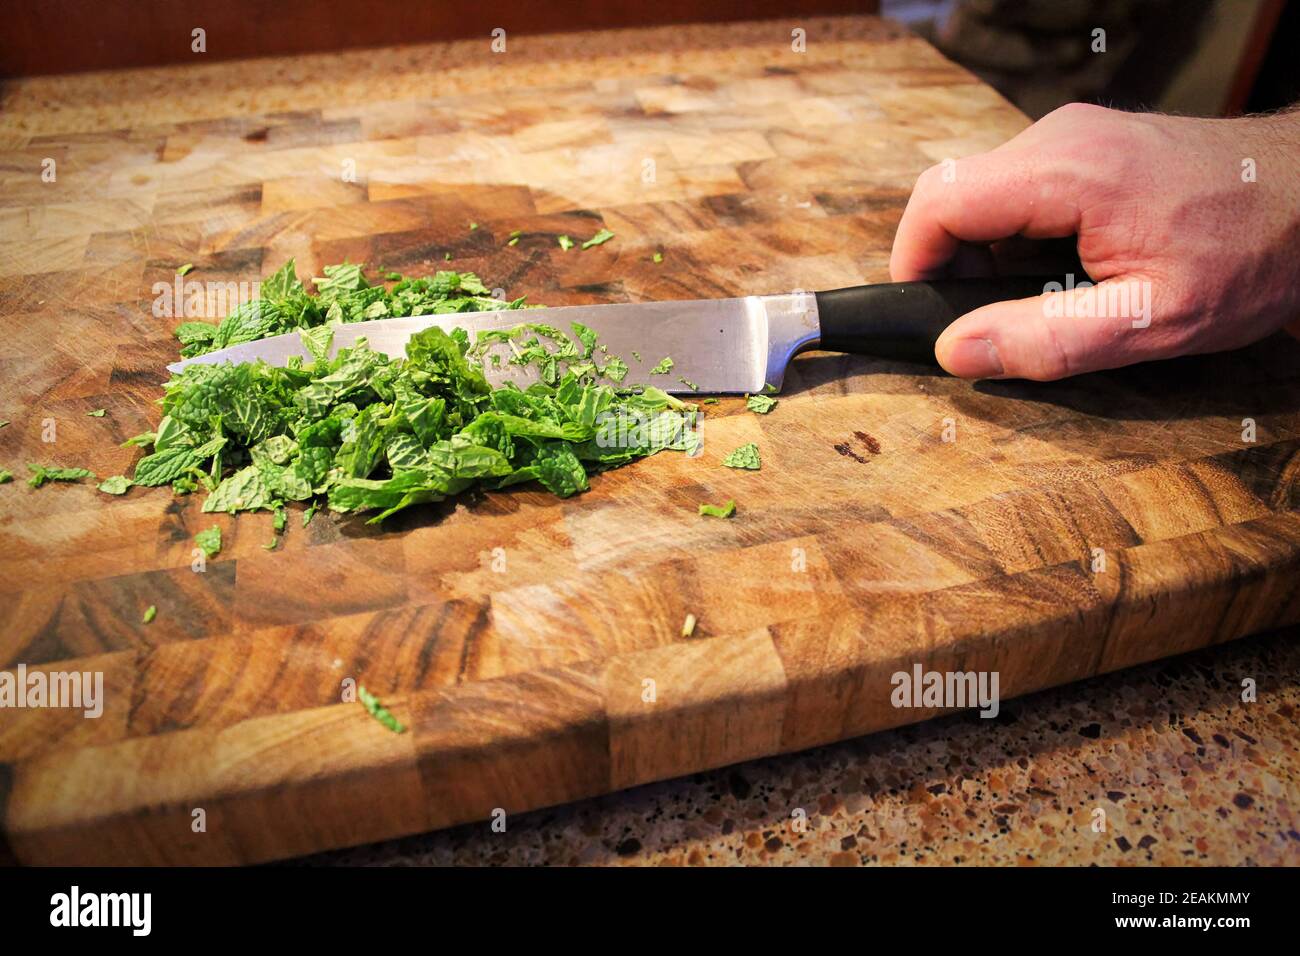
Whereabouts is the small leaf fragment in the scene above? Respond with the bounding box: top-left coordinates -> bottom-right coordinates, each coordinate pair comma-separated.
142,605 -> 157,624
722,442 -> 761,470
699,500 -> 736,519
359,685 -> 406,734
746,394 -> 778,414
27,464 -> 94,488
581,228 -> 615,249
194,524 -> 222,558
98,475 -> 132,495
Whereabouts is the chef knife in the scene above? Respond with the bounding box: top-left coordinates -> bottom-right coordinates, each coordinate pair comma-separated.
168,275 -> 1061,393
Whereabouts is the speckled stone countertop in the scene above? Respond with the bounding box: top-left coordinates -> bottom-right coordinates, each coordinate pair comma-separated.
5,18 -> 1297,867
297,627 -> 1299,866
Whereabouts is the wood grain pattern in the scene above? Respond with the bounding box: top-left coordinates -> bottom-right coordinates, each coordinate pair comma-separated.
3,17 -> 1300,865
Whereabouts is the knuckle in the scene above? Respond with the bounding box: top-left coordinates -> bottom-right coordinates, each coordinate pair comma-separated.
914,162 -> 948,194
1043,101 -> 1111,125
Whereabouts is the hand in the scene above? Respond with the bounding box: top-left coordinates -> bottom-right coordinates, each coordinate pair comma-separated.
889,103 -> 1300,380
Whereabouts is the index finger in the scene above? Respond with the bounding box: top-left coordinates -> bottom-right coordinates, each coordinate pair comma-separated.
889,150 -> 1083,282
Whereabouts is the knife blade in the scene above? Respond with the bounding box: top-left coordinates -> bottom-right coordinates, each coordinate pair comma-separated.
167,275 -> 1062,393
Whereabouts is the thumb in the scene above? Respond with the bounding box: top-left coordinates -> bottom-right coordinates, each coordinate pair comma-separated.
934,278 -> 1158,381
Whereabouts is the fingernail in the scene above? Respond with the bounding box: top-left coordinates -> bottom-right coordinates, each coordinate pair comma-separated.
942,337 -> 1003,378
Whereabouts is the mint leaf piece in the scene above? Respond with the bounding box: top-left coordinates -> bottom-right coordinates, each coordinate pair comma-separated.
98,475 -> 132,495
195,525 -> 222,558
699,500 -> 736,518
722,443 -> 761,470
27,464 -> 94,488
359,685 -> 406,733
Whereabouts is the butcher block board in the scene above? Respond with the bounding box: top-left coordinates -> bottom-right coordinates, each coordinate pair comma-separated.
2,16 -> 1300,866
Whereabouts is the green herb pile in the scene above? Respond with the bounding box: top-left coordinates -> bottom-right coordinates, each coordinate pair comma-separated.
127,261 -> 702,524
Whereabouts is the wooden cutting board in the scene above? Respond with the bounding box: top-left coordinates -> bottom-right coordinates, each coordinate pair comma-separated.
2,17 -> 1299,866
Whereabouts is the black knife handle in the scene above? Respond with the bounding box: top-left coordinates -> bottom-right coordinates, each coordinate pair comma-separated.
815,276 -> 1068,364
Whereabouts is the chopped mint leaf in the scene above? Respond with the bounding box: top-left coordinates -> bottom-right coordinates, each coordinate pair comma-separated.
652,252 -> 663,264
469,222 -> 478,231
303,501 -> 320,527
177,263 -> 194,276
507,237 -> 519,247
681,613 -> 696,638
701,397 -> 719,404
699,500 -> 736,518
746,394 -> 778,414
581,228 -> 615,250
601,357 -> 629,383
86,408 -> 106,417
722,443 -> 761,470
631,350 -> 641,362
359,685 -> 406,733
0,420 -> 8,428
509,230 -> 521,239
678,376 -> 699,392
557,235 -> 574,251
0,469 -> 12,484
763,383 -> 777,394
384,271 -> 401,281
444,251 -> 452,261
142,605 -> 157,624
98,475 -> 132,495
195,525 -> 222,558
132,436 -> 225,488
27,464 -> 94,488
173,322 -> 216,354
650,357 -> 674,375
263,539 -> 278,551
571,322 -> 598,358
